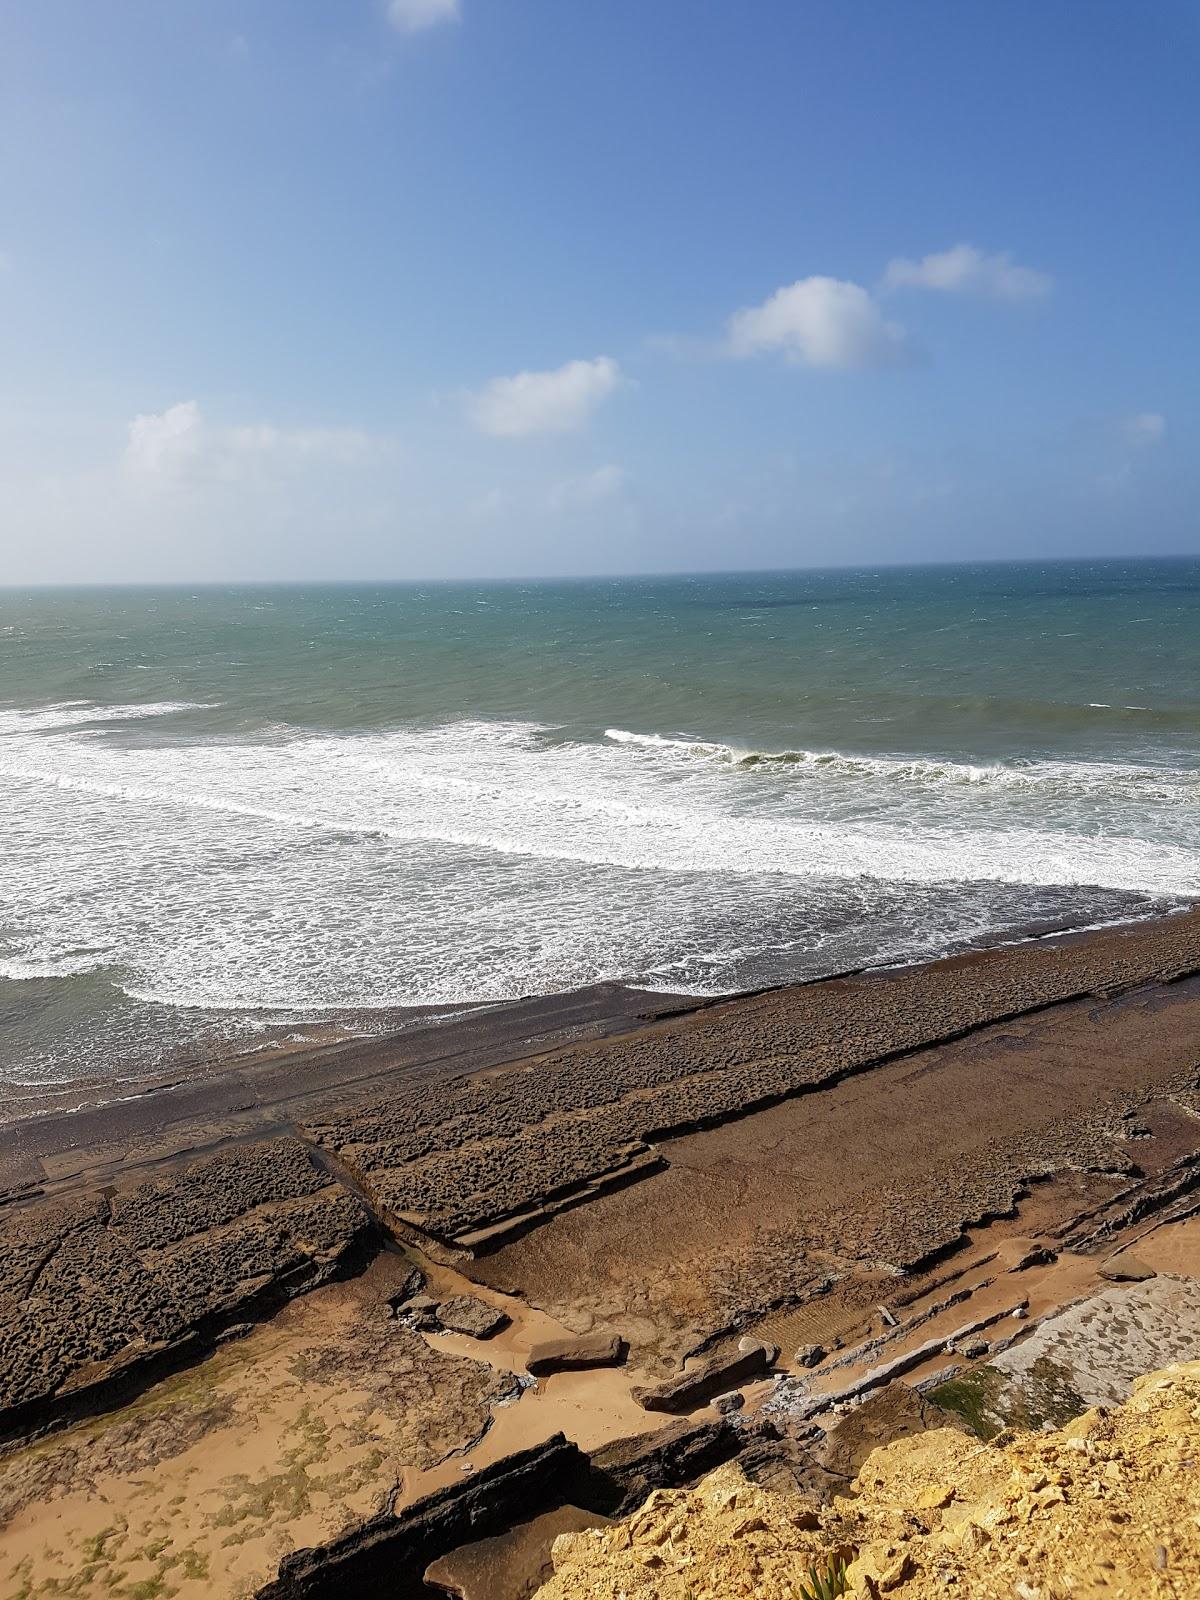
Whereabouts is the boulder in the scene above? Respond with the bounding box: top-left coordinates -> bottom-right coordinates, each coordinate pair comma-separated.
436,1296 -> 511,1339
1011,1246 -> 1057,1272
739,1335 -> 780,1363
526,1334 -> 626,1377
386,1265 -> 427,1313
400,1294 -> 441,1330
633,1344 -> 776,1414
950,1339 -> 990,1361
713,1391 -> 745,1415
1100,1253 -> 1156,1283
795,1344 -> 826,1369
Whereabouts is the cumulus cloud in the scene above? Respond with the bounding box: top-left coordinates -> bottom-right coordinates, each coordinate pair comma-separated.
468,356 -> 621,437
727,277 -> 908,369
547,464 -> 626,511
883,244 -> 1052,301
1122,411 -> 1166,447
124,402 -> 378,485
386,0 -> 460,33
125,400 -> 203,478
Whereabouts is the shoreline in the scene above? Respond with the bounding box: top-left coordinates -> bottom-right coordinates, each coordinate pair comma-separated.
3,894 -> 1191,1134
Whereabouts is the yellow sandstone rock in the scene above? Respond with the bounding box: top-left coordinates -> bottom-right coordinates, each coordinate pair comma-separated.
535,1362 -> 1200,1600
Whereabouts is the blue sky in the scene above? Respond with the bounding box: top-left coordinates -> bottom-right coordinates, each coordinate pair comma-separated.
1,0 -> 1197,581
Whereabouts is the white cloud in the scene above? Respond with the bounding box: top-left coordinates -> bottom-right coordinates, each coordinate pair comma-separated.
125,400 -> 203,479
547,464 -> 626,511
726,277 -> 908,369
386,0 -> 460,33
468,356 -> 622,437
883,244 -> 1052,301
1122,411 -> 1166,447
124,402 -> 378,485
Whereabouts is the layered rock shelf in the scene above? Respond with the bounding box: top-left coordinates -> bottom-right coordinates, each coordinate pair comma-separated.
0,914 -> 1198,1597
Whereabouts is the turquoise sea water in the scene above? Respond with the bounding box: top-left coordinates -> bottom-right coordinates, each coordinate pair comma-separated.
1,559 -> 1197,1088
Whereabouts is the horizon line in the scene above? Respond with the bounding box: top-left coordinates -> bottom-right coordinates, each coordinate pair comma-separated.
2,551 -> 1197,593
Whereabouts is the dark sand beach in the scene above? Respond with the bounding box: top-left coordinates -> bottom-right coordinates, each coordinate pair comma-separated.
1,910 -> 1199,1595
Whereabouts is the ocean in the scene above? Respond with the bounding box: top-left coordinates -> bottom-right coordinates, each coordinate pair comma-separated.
1,558 -> 1197,1093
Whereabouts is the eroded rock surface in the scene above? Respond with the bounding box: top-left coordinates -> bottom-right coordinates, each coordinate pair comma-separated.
1,916 -> 1199,1596
472,985 -> 1200,1372
4,918 -> 1200,1442
306,917 -> 1200,1248
0,1137 -> 369,1435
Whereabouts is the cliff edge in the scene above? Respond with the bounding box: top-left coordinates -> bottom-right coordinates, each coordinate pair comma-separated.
535,1362 -> 1200,1600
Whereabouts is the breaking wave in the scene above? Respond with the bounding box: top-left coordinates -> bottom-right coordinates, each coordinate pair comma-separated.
603,727 -> 1196,799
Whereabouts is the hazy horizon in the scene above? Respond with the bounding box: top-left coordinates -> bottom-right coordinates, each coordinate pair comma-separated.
3,549 -> 1199,593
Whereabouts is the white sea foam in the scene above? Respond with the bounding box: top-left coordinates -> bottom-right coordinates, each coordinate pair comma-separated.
6,723 -> 1196,883
0,707 -> 1194,1041
0,701 -> 219,736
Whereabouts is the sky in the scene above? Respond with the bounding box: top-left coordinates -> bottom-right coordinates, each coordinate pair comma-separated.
1,0 -> 1197,582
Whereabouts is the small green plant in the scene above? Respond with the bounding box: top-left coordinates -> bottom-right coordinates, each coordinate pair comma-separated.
797,1553 -> 850,1600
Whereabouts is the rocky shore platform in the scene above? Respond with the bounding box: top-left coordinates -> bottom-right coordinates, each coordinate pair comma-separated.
1,911 -> 1199,1597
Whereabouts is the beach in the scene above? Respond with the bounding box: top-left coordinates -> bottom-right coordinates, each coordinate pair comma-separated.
2,910 -> 1199,1596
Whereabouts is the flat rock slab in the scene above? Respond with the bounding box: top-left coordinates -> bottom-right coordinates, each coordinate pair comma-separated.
992,1275 -> 1200,1410
436,1295 -> 511,1339
929,1275 -> 1200,1437
526,1334 -> 626,1376
401,1294 -> 442,1329
633,1343 -> 774,1413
